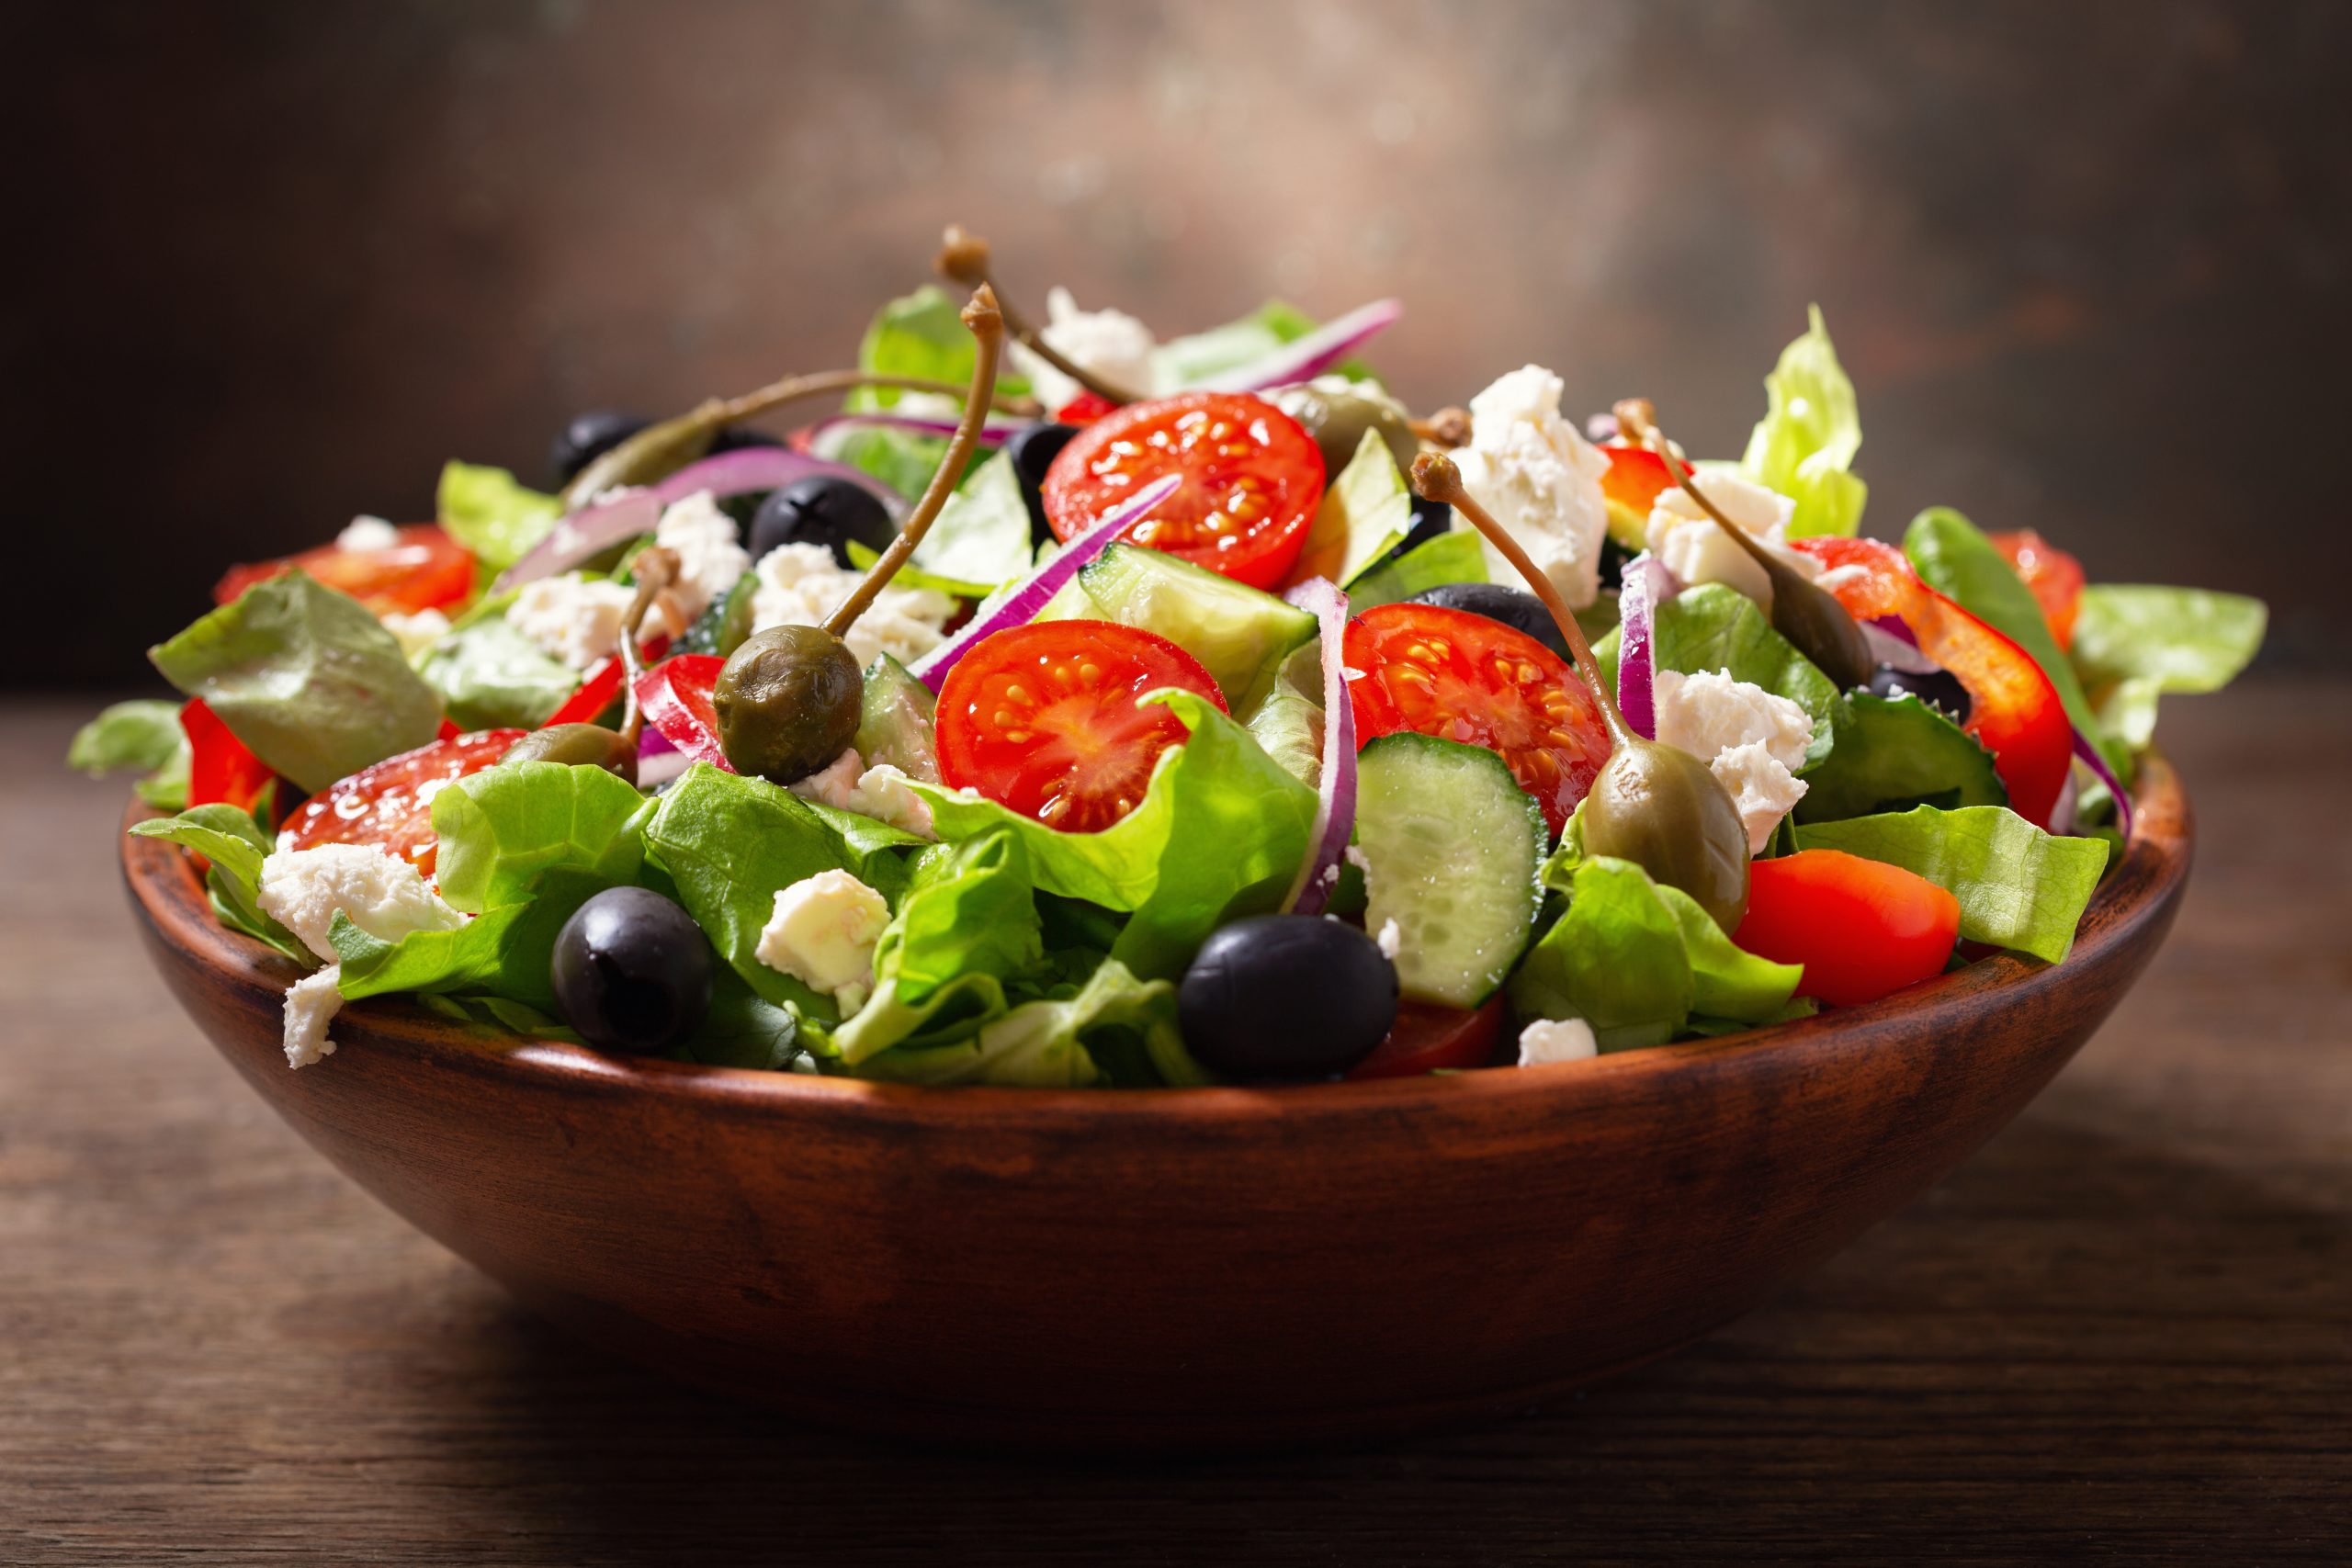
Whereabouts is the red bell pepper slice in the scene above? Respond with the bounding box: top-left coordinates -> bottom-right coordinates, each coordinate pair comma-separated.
543,636 -> 672,729
181,699 -> 275,812
1599,445 -> 1678,517
1792,536 -> 2073,829
634,655 -> 732,770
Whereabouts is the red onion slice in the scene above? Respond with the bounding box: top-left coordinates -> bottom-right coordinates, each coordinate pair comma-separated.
1613,554 -> 1679,741
1186,299 -> 1405,394
1860,614 -> 1942,674
495,447 -> 904,592
2072,728 -> 2133,840
1279,577 -> 1356,915
905,475 -> 1181,693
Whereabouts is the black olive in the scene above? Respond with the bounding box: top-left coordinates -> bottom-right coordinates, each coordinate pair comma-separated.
707,425 -> 784,457
1865,663 -> 1973,726
550,886 -> 713,1055
1003,421 -> 1079,545
747,475 -> 898,567
1398,496 -> 1452,555
1178,915 -> 1398,1081
549,410 -> 650,489
1405,581 -> 1572,663
1597,536 -> 1634,593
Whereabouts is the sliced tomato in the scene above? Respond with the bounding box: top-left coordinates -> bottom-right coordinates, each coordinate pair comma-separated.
1792,536 -> 2073,829
180,699 -> 274,812
934,620 -> 1227,832
215,525 -> 475,616
1735,850 -> 1961,1008
1989,529 -> 2086,650
1346,995 -> 1508,1080
1054,389 -> 1123,426
634,655 -> 730,769
1040,391 -> 1323,590
1343,603 -> 1611,837
1600,445 -> 1678,517
278,729 -> 526,876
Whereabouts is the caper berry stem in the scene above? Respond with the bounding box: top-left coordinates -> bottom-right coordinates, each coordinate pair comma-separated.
822,287 -> 1007,639
935,224 -> 1141,407
615,545 -> 681,746
1610,399 -> 1782,581
1410,453 -> 1636,750
1409,407 -> 1473,448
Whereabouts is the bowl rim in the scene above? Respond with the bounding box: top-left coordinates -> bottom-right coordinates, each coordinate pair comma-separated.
123,752 -> 2190,1122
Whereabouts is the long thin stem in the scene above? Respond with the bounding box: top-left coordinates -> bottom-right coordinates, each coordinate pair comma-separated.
718,368 -> 1036,429
615,546 -> 679,744
1610,398 -> 1781,577
935,225 -> 1141,406
824,288 -> 1006,638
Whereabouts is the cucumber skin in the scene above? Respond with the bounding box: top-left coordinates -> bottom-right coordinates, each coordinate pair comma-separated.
1070,544 -> 1317,715
1354,732 -> 1546,1009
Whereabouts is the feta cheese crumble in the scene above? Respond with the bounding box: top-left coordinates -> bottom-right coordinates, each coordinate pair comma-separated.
1451,366 -> 1612,609
282,964 -> 345,1068
379,607 -> 450,659
786,748 -> 938,840
257,842 -> 468,964
509,571 -> 638,670
1518,1016 -> 1598,1066
651,491 -> 752,624
755,868 -> 891,1015
1374,919 -> 1402,962
1012,287 -> 1158,413
749,543 -> 955,671
1653,669 -> 1815,853
336,515 -> 401,552
1645,470 -> 1817,613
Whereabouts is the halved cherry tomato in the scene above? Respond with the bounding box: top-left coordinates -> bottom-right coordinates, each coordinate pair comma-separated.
1989,529 -> 2086,650
934,620 -> 1227,832
634,655 -> 730,769
1343,603 -> 1611,837
214,525 -> 475,616
1735,850 -> 1961,1008
1599,445 -> 1678,517
1040,392 -> 1324,590
180,699 -> 274,812
1346,995 -> 1509,1080
1792,536 -> 2072,829
278,729 -> 526,876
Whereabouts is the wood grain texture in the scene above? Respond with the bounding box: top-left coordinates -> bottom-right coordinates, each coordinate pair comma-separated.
6,682 -> 2348,1562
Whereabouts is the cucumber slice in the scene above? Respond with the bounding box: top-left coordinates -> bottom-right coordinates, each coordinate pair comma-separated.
1354,733 -> 1546,1008
1069,544 -> 1317,715
854,654 -> 940,782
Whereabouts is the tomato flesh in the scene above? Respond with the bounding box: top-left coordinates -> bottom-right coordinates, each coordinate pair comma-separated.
215,525 -> 475,616
1346,995 -> 1508,1079
934,620 -> 1227,832
1734,850 -> 1961,1009
1343,603 -> 1611,836
278,729 -> 526,876
1989,529 -> 2086,650
1040,392 -> 1323,590
634,655 -> 729,769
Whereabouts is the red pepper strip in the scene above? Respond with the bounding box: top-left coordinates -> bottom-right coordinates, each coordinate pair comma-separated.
1599,445 -> 1678,517
542,636 -> 672,728
1792,536 -> 2073,829
634,655 -> 732,769
181,699 -> 275,811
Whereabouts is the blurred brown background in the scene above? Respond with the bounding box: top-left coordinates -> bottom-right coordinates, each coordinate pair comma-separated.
10,0 -> 2344,687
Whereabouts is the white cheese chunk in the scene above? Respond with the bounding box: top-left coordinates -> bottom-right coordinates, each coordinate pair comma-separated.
336,515 -> 401,552
1012,287 -> 1158,412
788,750 -> 940,840
786,747 -> 865,812
749,543 -> 955,671
1451,366 -> 1611,609
1645,470 -> 1815,612
281,964 -> 345,1069
1374,919 -> 1402,962
380,607 -> 450,659
1518,1016 -> 1598,1066
508,571 -> 639,670
652,491 -> 752,624
1653,669 -> 1816,852
755,869 -> 891,1015
256,843 -> 467,964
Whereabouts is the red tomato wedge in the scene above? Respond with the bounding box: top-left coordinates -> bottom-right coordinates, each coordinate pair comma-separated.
214,525 -> 475,616
1989,529 -> 2086,650
1735,850 -> 1961,1009
278,729 -> 526,876
1345,995 -> 1508,1080
180,699 -> 274,812
1040,392 -> 1324,590
634,655 -> 730,769
934,621 -> 1227,832
1342,603 -> 1611,837
1600,445 -> 1678,517
1791,536 -> 2073,829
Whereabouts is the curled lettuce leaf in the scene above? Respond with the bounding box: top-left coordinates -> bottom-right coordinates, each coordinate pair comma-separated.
1795,693 -> 2006,822
1596,582 -> 1840,769
2068,585 -> 2266,752
429,760 -> 650,916
854,958 -> 1195,1088
1795,805 -> 2107,964
908,450 -> 1033,593
436,460 -> 561,572
415,615 -> 579,731
129,803 -> 309,964
329,868 -> 605,1011
72,699 -> 192,809
1288,428 -> 1411,588
1742,305 -> 1867,537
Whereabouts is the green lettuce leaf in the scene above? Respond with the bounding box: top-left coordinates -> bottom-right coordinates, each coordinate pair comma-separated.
1903,507 -> 2105,751
429,760 -> 649,915
128,803 -> 308,963
149,572 -> 444,793
69,699 -> 184,776
1596,582 -> 1840,768
674,967 -> 803,1071
876,832 -> 1046,1006
1290,429 -> 1410,588
1741,305 -> 1867,538
436,460 -> 562,572
1151,299 -> 1376,388
1244,683 -> 1324,788
414,615 -> 580,731
909,450 -> 1033,592
850,285 -> 1031,410
329,868 -> 605,1010
910,689 -> 1316,979
2068,584 -> 2266,751
1343,528 -> 1488,613
1794,693 -> 2007,822
854,957 -> 1198,1088
1795,805 -> 2107,963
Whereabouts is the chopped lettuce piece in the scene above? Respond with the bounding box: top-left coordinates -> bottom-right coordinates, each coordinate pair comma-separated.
2068,584 -> 2266,751
1289,428 -> 1411,588
149,572 -> 443,794
909,450 -> 1033,592
414,615 -> 580,731
428,760 -> 649,916
1343,528 -> 1488,613
1244,683 -> 1324,788
910,690 -> 1316,980
675,967 -> 803,1071
850,285 -> 1030,410
1741,305 -> 1867,538
1795,693 -> 2007,821
855,958 -> 1198,1088
831,831 -> 1046,1066
69,700 -> 184,776
329,868 -> 606,1011
1903,507 -> 2105,753
436,460 -> 562,572
1596,582 -> 1839,769
1795,805 -> 2107,964
129,803 -> 308,963
1151,299 -> 1376,389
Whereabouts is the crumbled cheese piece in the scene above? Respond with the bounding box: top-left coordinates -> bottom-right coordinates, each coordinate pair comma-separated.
755,869 -> 891,1015
1451,366 -> 1612,609
509,571 -> 638,670
749,543 -> 955,670
337,515 -> 401,552
787,747 -> 865,812
1012,287 -> 1158,413
282,964 -> 345,1069
380,607 -> 450,658
1518,1016 -> 1598,1066
256,843 -> 467,963
1653,669 -> 1815,852
787,750 -> 939,840
1647,472 -> 1815,611
1374,919 -> 1402,962
652,491 -> 752,624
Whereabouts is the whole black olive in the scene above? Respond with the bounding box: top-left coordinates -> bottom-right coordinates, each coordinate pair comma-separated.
747,475 -> 898,567
1406,581 -> 1573,663
1398,495 -> 1453,555
714,624 -> 864,784
1178,915 -> 1398,1081
550,886 -> 713,1054
549,410 -> 650,489
1865,663 -> 1973,726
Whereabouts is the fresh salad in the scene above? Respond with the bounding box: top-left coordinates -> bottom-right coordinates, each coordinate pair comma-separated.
77,227 -> 2267,1087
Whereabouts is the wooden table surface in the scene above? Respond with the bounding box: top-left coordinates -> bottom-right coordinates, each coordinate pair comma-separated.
4,684 -> 2346,1565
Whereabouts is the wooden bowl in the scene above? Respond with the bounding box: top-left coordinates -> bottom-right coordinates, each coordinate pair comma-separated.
123,756 -> 2192,1448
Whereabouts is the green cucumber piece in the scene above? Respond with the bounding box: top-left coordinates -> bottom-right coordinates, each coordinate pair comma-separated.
1353,733 -> 1546,1008
1068,544 -> 1317,715
1794,692 -> 2006,822
854,654 -> 940,782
